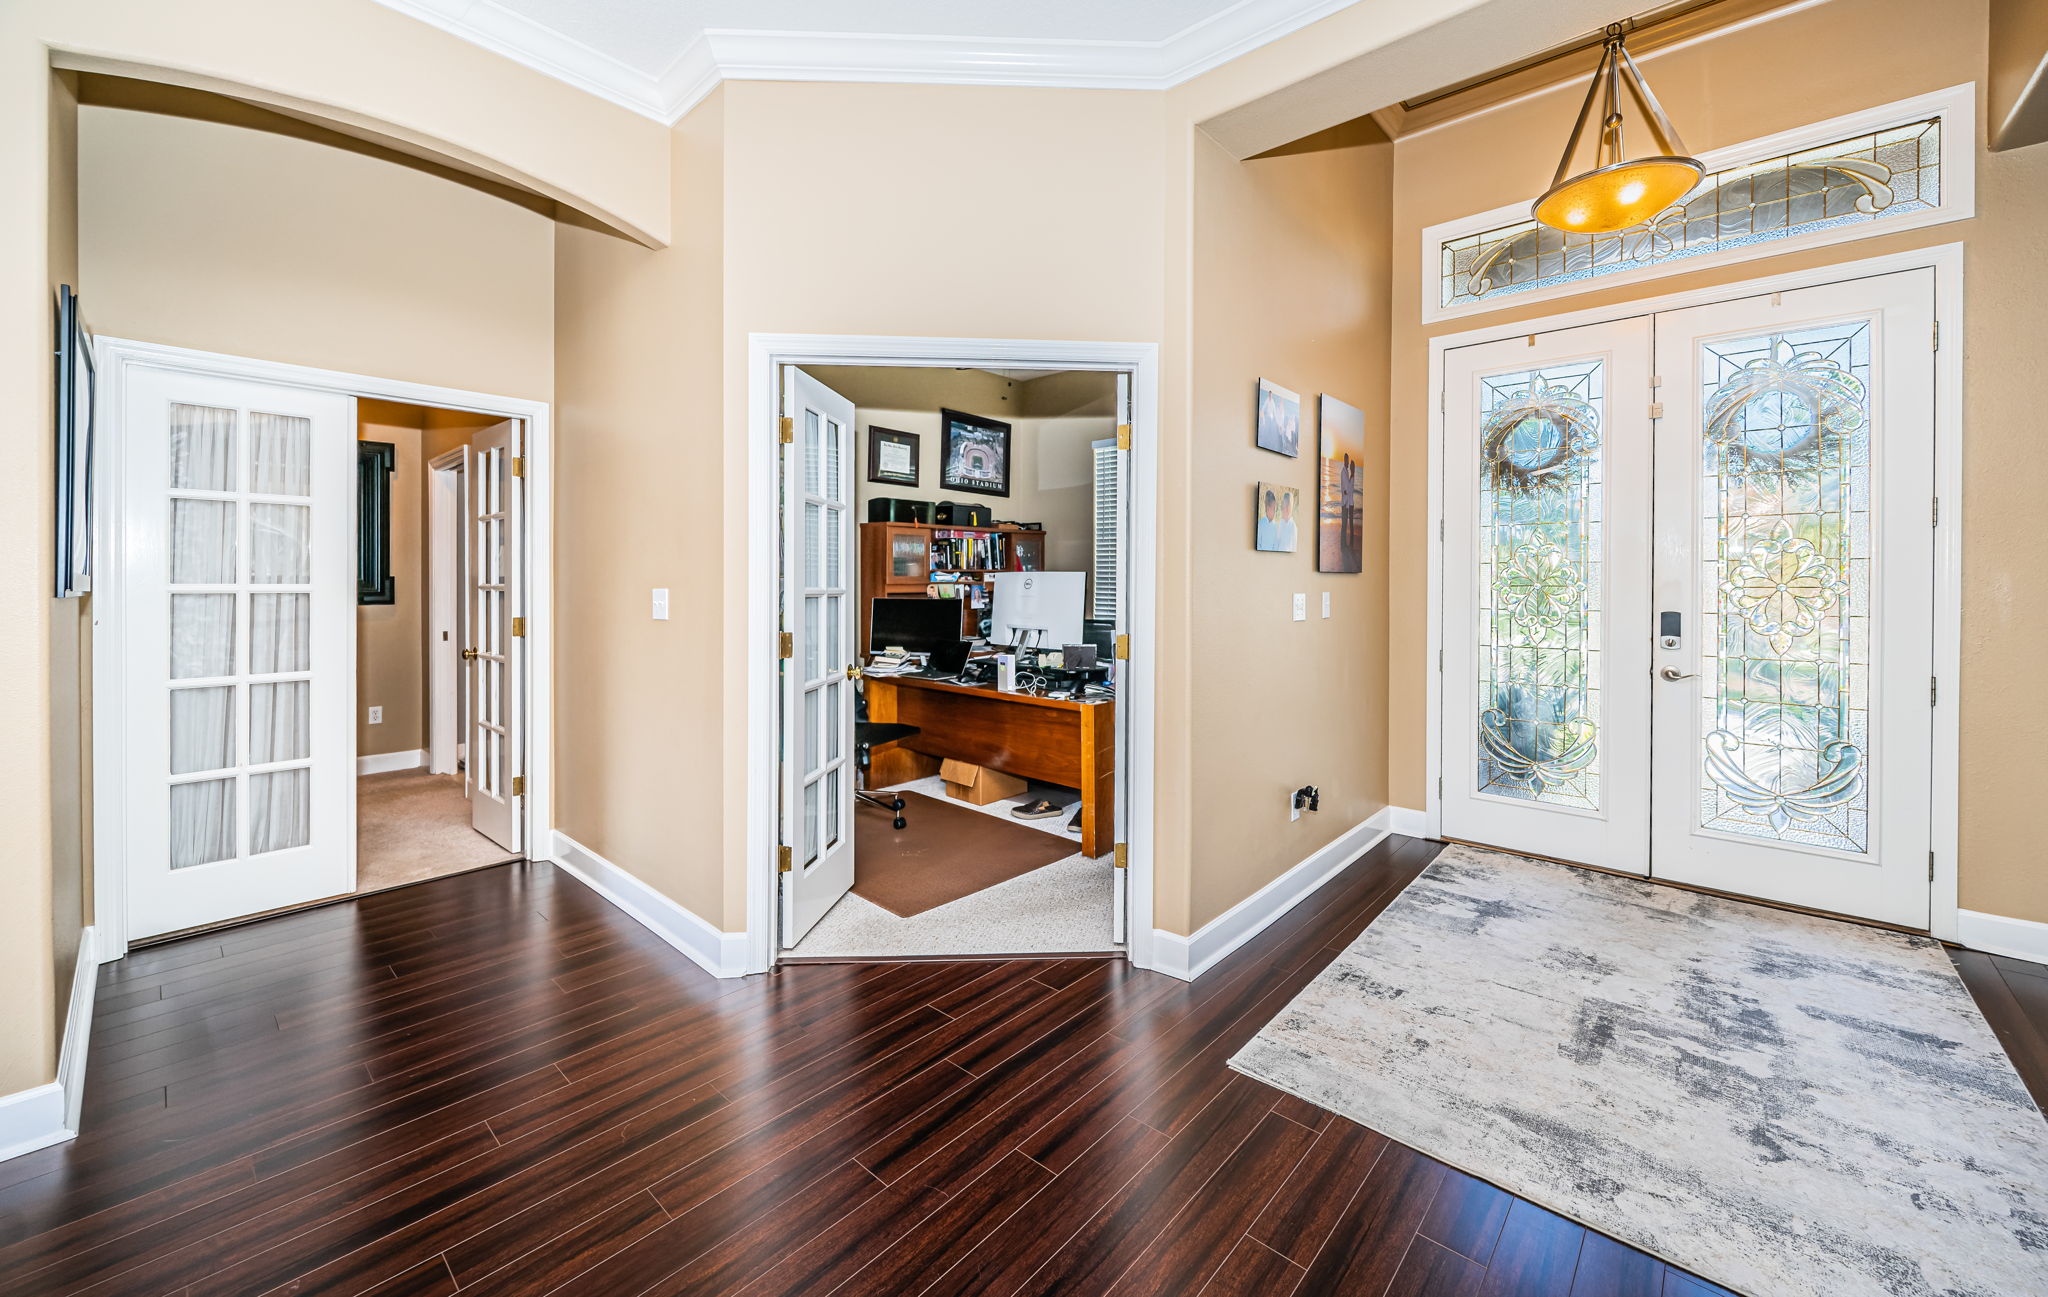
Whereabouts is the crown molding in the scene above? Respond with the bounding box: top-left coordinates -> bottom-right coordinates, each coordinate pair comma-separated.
372,0 -> 1362,125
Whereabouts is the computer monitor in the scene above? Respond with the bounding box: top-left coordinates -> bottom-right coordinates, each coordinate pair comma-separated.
988,572 -> 1085,650
869,597 -> 965,656
923,636 -> 971,678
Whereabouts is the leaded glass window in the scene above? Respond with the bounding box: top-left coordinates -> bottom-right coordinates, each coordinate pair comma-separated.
1696,321 -> 1871,853
1440,118 -> 1940,311
1475,359 -> 1603,810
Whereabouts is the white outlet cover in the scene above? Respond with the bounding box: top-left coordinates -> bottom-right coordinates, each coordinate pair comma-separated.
1321,592 -> 1332,618
368,706 -> 383,724
652,587 -> 670,621
1292,593 -> 1307,621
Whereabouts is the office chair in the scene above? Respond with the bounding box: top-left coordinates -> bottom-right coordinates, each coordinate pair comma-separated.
853,682 -> 920,830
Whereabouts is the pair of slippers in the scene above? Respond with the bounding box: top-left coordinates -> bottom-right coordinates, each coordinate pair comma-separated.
1012,798 -> 1083,834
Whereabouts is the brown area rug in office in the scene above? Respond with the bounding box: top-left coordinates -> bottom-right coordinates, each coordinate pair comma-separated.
853,791 -> 1075,917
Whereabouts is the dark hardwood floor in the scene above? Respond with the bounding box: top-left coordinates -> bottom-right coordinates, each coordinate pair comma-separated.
2,835 -> 2040,1296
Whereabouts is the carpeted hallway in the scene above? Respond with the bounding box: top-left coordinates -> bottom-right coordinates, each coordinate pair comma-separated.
356,769 -> 519,894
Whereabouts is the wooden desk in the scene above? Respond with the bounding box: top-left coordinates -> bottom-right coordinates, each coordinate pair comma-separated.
863,676 -> 1114,859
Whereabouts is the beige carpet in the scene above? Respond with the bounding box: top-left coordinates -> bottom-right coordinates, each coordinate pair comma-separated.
357,769 -> 519,894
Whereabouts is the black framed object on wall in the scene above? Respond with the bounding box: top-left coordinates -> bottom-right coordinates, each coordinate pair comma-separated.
939,408 -> 1012,497
358,440 -> 396,605
867,426 -> 920,487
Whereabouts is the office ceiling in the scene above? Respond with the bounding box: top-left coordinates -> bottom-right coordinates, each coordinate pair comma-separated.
371,0 -> 1359,122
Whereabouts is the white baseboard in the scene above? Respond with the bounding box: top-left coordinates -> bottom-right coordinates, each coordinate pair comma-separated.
548,831 -> 750,979
1958,909 -> 2048,966
1150,812 -> 1395,983
1,924 -> 99,1164
1382,806 -> 1432,840
358,749 -> 427,776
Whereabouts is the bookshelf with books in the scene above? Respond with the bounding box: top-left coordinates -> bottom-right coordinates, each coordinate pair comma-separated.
857,522 -> 1047,648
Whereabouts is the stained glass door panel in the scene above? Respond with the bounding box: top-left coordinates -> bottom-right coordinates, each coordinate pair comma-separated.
1650,271 -> 1935,927
120,369 -> 355,941
1441,319 -> 1654,873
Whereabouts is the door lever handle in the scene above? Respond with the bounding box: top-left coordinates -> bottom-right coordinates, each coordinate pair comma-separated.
1659,666 -> 1696,682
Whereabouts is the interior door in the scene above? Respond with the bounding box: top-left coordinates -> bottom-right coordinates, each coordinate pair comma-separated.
120,369 -> 355,940
1109,372 -> 1131,945
1649,272 -> 1936,927
1441,319 -> 1655,872
466,420 -> 522,852
781,368 -> 859,944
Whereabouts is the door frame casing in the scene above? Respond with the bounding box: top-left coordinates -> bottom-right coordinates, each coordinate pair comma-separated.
1423,243 -> 1965,941
426,447 -> 466,778
747,333 -> 1161,976
91,338 -> 554,961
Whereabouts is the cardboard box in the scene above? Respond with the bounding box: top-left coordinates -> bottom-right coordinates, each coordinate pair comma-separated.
940,758 -> 1029,806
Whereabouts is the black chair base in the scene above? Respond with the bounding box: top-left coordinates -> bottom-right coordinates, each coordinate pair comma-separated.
856,788 -> 907,830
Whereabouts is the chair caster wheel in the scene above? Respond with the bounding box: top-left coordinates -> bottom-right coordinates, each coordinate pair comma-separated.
893,816 -> 907,830
890,795 -> 905,811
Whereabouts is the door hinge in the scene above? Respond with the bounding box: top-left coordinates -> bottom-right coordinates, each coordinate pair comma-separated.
511,775 -> 524,797
778,631 -> 794,660
1114,633 -> 1130,660
1931,496 -> 1939,528
511,617 -> 526,638
1929,850 -> 1937,881
778,844 -> 793,873
1113,842 -> 1128,869
1930,676 -> 1938,706
511,456 -> 524,478
1437,775 -> 1444,798
779,416 -> 794,444
1438,648 -> 1444,672
1932,320 -> 1940,352
1439,518 -> 1445,541
1648,402 -> 1665,419
1115,423 -> 1132,451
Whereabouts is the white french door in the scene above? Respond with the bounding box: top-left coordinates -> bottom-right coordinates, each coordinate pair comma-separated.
1442,319 -> 1655,873
1649,274 -> 1934,926
1443,269 -> 1938,928
119,369 -> 355,940
465,420 -> 523,853
780,368 -> 859,944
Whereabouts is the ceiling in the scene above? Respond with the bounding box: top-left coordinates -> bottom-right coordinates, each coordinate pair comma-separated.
371,0 -> 1359,123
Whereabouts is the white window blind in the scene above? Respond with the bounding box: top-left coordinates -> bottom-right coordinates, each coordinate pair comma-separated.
1091,438 -> 1119,621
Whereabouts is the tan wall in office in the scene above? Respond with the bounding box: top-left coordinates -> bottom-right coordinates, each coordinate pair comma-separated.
358,405 -> 426,758
1185,120 -> 1394,931
807,366 -> 1112,600
552,90 -> 729,924
77,107 -> 555,401
1387,0 -> 2048,923
0,0 -> 652,1098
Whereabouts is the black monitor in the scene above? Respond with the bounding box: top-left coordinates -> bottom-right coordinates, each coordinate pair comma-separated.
870,597 -> 965,656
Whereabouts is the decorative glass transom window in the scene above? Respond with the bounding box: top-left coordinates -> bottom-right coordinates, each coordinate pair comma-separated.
1424,88 -> 1971,321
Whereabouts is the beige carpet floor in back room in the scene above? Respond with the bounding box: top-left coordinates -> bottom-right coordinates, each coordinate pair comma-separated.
357,769 -> 519,894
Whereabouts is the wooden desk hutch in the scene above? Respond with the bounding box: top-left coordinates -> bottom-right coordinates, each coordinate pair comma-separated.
857,521 -> 1047,649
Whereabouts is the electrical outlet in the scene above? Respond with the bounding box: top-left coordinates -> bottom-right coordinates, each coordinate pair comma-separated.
1292,593 -> 1307,621
367,706 -> 383,725
651,588 -> 670,621
1290,787 -> 1303,821
1321,592 -> 1332,618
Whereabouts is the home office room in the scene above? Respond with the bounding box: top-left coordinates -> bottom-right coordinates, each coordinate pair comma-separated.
779,365 -> 1126,958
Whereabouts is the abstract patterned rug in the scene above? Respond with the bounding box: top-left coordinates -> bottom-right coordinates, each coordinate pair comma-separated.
1230,845 -> 2048,1297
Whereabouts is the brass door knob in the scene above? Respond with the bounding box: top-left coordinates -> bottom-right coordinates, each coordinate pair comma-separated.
462,647 -> 481,661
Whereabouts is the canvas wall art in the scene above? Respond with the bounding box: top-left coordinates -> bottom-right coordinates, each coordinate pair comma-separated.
1255,481 -> 1301,553
1256,379 -> 1300,456
1318,394 -> 1366,574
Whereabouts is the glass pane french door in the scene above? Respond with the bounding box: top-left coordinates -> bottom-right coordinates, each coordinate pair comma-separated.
120,369 -> 355,940
1442,269 -> 1937,928
1650,272 -> 1936,927
466,419 -> 522,853
1441,320 -> 1655,872
780,368 -> 859,945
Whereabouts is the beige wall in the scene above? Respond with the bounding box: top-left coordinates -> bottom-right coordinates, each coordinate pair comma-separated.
805,365 -> 1112,592
358,404 -> 426,757
1387,0 -> 2047,923
78,106 -> 555,401
1184,120 -> 1394,930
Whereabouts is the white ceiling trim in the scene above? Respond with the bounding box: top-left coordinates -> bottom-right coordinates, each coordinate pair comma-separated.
372,0 -> 1362,125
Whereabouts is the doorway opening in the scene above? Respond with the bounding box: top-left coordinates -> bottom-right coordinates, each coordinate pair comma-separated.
92,341 -> 549,956
754,338 -> 1158,971
1428,250 -> 1963,938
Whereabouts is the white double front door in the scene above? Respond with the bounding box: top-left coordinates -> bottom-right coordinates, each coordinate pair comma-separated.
1442,269 -> 1937,928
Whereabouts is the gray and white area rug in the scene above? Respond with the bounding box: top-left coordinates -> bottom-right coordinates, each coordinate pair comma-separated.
1230,845 -> 2048,1297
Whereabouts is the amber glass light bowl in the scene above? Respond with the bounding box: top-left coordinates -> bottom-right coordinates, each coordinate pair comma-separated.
1532,156 -> 1704,234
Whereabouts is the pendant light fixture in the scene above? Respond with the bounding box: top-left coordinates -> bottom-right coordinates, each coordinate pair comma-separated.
1533,22 -> 1703,234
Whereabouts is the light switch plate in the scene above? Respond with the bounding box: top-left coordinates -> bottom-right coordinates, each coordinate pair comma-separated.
367,706 -> 383,725
1292,593 -> 1307,622
651,588 -> 670,621
1321,592 -> 1332,618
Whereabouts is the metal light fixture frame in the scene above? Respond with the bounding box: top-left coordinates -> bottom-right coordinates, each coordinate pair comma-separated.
1533,22 -> 1704,232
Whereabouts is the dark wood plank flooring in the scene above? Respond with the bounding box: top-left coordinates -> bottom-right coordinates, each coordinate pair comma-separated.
2,836 -> 2039,1296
